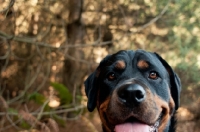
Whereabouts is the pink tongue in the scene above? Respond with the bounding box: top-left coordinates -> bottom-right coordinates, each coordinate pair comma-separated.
114,122 -> 150,132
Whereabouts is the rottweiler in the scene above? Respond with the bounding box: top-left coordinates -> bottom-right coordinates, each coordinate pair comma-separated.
85,50 -> 181,132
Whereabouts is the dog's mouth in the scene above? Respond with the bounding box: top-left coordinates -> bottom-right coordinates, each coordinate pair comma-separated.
114,114 -> 162,132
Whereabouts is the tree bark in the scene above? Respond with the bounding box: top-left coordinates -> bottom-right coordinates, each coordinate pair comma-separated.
63,0 -> 86,93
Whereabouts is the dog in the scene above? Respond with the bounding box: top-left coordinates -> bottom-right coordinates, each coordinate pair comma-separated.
85,50 -> 181,132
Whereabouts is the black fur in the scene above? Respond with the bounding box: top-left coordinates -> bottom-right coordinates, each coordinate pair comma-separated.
85,50 -> 181,132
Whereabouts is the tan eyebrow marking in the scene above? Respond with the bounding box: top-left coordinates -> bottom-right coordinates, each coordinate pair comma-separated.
115,60 -> 126,70
137,60 -> 149,69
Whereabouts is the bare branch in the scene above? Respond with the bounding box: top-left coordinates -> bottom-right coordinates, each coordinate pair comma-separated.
0,119 -> 21,131
6,114 -> 20,130
0,96 -> 8,111
19,110 -> 50,131
0,31 -> 113,49
131,0 -> 171,33
81,116 -> 98,132
0,0 -> 15,14
45,118 -> 59,132
0,105 -> 85,116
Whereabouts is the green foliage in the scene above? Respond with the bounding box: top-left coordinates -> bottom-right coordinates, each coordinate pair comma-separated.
20,120 -> 31,129
50,82 -> 72,105
7,108 -> 31,129
7,108 -> 18,115
1,0 -> 200,131
28,92 -> 46,105
76,95 -> 83,101
175,60 -> 200,89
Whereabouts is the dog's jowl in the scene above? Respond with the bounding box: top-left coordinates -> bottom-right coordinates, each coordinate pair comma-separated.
85,50 -> 181,132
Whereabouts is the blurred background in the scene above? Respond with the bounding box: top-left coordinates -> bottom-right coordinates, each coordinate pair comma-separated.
0,0 -> 200,132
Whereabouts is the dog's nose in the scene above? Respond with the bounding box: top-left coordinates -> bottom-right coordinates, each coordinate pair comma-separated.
117,84 -> 146,107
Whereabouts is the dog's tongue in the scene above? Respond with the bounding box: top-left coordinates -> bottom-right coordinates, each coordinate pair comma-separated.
114,122 -> 150,132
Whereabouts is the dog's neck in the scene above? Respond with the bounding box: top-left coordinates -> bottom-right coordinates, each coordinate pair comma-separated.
167,115 -> 177,132
162,114 -> 177,132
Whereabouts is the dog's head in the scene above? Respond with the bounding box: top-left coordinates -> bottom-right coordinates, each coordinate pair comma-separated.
85,50 -> 181,132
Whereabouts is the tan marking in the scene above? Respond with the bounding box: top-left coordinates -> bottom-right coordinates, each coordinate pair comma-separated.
99,97 -> 112,132
115,60 -> 126,70
96,88 -> 112,132
135,88 -> 162,123
154,91 -> 175,132
154,95 -> 170,132
168,86 -> 175,116
96,80 -> 175,132
137,60 -> 149,69
169,96 -> 175,115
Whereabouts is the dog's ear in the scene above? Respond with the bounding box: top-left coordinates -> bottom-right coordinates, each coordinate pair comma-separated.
85,55 -> 111,112
154,53 -> 181,110
84,71 -> 98,112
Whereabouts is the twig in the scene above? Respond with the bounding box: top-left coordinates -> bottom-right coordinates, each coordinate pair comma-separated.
37,99 -> 50,120
0,0 -> 15,13
5,114 -> 20,130
66,106 -> 84,121
35,47 -> 52,92
118,4 -> 131,29
131,0 -> 171,33
81,116 -> 99,132
0,40 -> 11,72
0,96 -> 8,110
11,51 -> 34,61
0,105 -> 85,116
0,31 -> 113,49
8,63 -> 42,104
65,53 -> 91,64
19,110 -> 50,132
45,118 -> 59,132
0,39 -> 10,60
0,119 -> 21,131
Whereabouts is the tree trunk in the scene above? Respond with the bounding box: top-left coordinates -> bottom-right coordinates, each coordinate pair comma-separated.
63,0 -> 86,93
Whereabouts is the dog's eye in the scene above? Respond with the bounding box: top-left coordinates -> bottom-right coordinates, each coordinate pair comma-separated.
107,73 -> 116,81
149,71 -> 158,79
